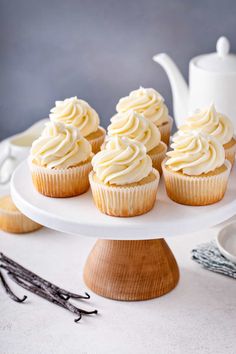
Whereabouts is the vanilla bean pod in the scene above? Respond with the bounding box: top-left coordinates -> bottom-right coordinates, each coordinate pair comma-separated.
0,253 -> 89,300
0,253 -> 98,322
59,289 -> 90,300
1,264 -> 36,284
1,263 -> 89,302
42,285 -> 97,315
30,278 -> 97,317
8,273 -> 66,308
0,269 -> 27,303
1,264 -> 97,318
1,264 -> 51,291
9,276 -> 97,322
8,273 -> 82,322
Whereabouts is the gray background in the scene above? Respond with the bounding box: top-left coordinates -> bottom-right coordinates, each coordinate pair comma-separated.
1,0 -> 236,140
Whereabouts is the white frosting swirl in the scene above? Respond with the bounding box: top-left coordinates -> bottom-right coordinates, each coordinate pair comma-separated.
166,130 -> 225,176
49,96 -> 99,137
107,110 -> 161,152
180,104 -> 234,145
116,87 -> 169,126
91,136 -> 152,185
30,122 -> 92,169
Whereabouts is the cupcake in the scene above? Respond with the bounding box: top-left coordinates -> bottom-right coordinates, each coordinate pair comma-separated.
179,104 -> 236,167
0,196 -> 41,234
107,110 -> 167,174
89,136 -> 160,217
116,87 -> 172,145
162,130 -> 231,206
29,121 -> 93,198
49,96 -> 105,153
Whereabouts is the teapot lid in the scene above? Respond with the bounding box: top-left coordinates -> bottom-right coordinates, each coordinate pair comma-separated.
194,37 -> 236,73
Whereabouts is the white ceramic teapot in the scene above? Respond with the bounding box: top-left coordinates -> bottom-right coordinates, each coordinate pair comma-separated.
153,36 -> 236,129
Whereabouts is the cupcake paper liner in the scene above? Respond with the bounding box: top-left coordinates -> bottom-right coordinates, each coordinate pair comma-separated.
89,169 -> 160,217
224,139 -> 236,168
87,127 -> 106,154
0,208 -> 42,234
148,142 -> 167,175
162,160 -> 231,206
158,116 -> 173,145
29,160 -> 92,198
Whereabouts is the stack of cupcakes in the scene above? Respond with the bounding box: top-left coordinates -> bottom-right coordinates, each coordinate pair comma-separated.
49,96 -> 106,154
162,103 -> 235,206
88,86 -> 171,216
29,90 -> 233,217
178,104 -> 236,167
116,87 -> 173,145
29,96 -> 106,198
29,88 -> 172,217
106,110 -> 167,174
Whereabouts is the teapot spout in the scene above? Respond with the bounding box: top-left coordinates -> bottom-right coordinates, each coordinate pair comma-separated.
153,53 -> 189,127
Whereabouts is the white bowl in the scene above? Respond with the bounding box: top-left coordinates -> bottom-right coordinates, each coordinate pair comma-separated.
216,221 -> 236,264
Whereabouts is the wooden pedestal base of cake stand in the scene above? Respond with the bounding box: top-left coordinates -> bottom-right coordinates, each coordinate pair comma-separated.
83,238 -> 179,301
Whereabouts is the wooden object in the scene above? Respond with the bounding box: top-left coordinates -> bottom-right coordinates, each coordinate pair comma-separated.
84,238 -> 179,301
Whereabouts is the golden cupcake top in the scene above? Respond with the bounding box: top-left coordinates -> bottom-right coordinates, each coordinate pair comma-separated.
91,136 -> 153,185
30,122 -> 92,169
49,96 -> 100,137
165,130 -> 225,176
107,110 -> 161,152
116,87 -> 169,126
180,104 -> 234,145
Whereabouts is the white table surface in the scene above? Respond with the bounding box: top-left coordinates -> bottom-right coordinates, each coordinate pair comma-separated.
1,222 -> 236,354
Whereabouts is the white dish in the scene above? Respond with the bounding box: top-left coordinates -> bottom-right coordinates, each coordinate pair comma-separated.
216,222 -> 236,263
11,161 -> 236,240
0,119 -> 48,190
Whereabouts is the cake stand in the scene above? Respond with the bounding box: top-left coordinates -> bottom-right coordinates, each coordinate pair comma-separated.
11,161 -> 236,301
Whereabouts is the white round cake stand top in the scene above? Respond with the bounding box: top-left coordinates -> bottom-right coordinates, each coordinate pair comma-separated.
11,161 -> 236,240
